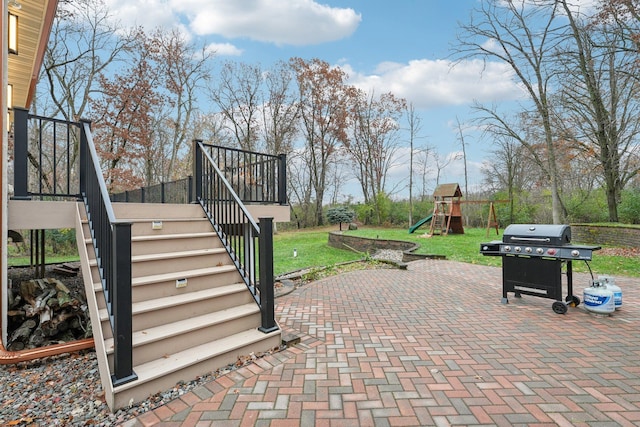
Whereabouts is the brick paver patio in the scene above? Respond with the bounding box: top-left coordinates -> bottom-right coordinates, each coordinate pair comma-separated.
125,260 -> 640,426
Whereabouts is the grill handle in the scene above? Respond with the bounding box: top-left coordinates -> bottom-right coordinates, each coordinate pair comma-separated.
508,237 -> 551,243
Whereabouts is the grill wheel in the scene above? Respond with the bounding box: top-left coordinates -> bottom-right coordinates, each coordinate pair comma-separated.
552,301 -> 568,314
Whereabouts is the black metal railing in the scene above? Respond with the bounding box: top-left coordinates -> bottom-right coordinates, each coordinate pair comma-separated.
110,177 -> 193,204
200,143 -> 287,205
110,143 -> 287,206
194,140 -> 278,333
12,107 -> 81,200
79,121 -> 137,387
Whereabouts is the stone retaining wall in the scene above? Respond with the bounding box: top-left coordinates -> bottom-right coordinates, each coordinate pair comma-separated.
327,231 -> 445,262
572,224 -> 640,248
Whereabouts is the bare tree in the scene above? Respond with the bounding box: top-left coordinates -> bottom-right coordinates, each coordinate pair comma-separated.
455,117 -> 469,198
455,0 -> 566,223
406,103 -> 423,225
556,0 -> 640,221
262,60 -> 299,156
209,62 -> 263,151
414,147 -> 433,201
432,151 -> 461,188
290,58 -> 354,226
150,28 -> 212,181
40,0 -> 135,121
481,135 -> 535,223
345,89 -> 406,224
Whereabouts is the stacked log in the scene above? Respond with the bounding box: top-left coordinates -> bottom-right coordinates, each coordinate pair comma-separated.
7,277 -> 92,351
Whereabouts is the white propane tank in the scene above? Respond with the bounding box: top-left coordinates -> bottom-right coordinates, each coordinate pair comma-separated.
583,280 -> 615,314
598,275 -> 622,310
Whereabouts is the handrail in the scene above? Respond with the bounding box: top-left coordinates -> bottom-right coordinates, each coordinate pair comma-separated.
79,121 -> 137,386
194,140 -> 278,333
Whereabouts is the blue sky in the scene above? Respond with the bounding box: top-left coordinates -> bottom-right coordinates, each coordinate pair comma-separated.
103,0 -> 527,200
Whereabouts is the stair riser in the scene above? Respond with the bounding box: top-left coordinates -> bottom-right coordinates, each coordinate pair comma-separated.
111,333 -> 282,411
131,252 -> 231,277
112,203 -> 205,219
134,270 -> 244,303
130,220 -> 214,236
107,312 -> 262,367
99,290 -> 255,336
131,235 -> 222,256
93,269 -> 245,309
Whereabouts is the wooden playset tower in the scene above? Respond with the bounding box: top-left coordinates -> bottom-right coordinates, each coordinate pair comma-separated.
429,183 -> 464,236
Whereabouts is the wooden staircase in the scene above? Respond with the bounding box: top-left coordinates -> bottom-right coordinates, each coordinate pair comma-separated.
74,202 -> 281,411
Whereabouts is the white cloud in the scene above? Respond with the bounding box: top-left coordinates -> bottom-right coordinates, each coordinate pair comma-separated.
343,58 -> 525,109
174,0 -> 361,46
205,43 -> 243,57
103,0 -> 360,46
104,0 -> 177,30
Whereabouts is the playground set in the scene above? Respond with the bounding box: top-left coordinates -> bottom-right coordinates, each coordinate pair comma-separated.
409,183 -> 504,237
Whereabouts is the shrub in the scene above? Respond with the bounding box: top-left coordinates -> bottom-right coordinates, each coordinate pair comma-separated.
619,189 -> 640,224
326,205 -> 355,230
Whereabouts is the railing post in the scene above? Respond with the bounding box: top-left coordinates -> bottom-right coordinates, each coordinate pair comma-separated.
12,107 -> 30,200
258,217 -> 278,333
188,175 -> 194,203
194,139 -> 203,201
278,154 -> 287,205
111,222 -> 137,386
79,119 -> 91,197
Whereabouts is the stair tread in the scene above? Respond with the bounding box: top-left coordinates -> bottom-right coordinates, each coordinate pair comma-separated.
85,231 -> 218,245
131,247 -> 227,262
113,328 -> 280,393
98,282 -> 248,321
88,248 -> 228,267
104,302 -> 260,352
118,217 -> 208,223
132,231 -> 218,242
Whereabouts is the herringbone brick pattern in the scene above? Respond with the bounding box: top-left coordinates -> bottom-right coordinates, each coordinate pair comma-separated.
125,260 -> 640,426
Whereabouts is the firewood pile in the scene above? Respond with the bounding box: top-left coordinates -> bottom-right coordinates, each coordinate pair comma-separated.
7,265 -> 92,351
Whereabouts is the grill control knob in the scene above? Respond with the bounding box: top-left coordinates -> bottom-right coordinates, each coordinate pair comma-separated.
515,246 -> 522,252
525,247 -> 532,253
536,248 -> 544,254
547,248 -> 557,256
504,246 -> 511,252
571,249 -> 580,257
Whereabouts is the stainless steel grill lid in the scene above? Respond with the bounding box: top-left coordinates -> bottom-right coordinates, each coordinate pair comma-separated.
502,224 -> 571,246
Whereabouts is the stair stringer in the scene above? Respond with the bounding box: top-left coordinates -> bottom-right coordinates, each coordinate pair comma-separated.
74,202 -> 116,407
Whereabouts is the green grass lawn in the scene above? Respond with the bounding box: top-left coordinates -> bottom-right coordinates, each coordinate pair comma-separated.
9,226 -> 638,280
274,226 -> 640,279
273,228 -> 364,276
8,255 -> 80,267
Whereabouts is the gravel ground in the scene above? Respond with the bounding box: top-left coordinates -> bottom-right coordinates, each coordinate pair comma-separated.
1,265 -> 262,427
0,348 -> 271,426
1,254 -> 402,426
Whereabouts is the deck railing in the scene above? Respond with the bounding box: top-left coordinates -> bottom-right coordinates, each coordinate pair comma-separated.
110,177 -> 193,204
200,143 -> 287,205
109,143 -> 287,206
10,110 -> 280,379
194,140 -> 278,333
11,107 -> 81,200
79,121 -> 137,387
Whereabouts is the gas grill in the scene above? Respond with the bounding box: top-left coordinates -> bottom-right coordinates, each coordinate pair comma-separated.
480,224 -> 601,314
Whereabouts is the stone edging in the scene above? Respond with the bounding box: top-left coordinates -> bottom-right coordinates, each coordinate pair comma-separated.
327,231 -> 446,263
572,224 -> 640,248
